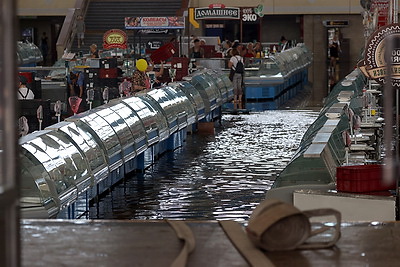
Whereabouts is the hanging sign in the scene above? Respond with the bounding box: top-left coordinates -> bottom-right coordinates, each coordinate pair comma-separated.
195,6 -> 240,20
125,17 -> 185,29
361,23 -> 400,89
103,29 -> 127,49
323,20 -> 350,27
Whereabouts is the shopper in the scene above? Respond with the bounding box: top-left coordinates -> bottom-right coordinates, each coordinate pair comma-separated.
17,76 -> 34,99
68,71 -> 85,98
40,32 -> 49,64
329,35 -> 341,69
222,40 -> 232,58
132,59 -> 164,93
89,44 -> 99,58
228,48 -> 244,110
76,15 -> 85,48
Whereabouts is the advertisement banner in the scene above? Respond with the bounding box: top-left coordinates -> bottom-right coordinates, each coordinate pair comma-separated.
125,17 -> 184,29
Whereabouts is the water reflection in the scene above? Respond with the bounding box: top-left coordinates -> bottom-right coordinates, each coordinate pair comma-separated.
89,110 -> 319,221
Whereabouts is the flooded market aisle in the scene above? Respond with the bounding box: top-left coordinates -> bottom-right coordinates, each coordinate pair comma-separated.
89,110 -> 319,221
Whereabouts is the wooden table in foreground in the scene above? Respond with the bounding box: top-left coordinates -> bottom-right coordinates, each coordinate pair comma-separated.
21,220 -> 400,266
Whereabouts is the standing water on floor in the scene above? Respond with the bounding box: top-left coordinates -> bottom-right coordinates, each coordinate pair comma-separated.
89,110 -> 319,221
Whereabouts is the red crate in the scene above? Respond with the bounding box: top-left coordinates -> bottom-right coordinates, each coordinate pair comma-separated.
99,68 -> 118,79
336,164 -> 396,193
150,43 -> 176,63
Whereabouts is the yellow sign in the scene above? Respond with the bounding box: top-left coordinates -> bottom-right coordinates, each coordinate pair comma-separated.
189,8 -> 199,28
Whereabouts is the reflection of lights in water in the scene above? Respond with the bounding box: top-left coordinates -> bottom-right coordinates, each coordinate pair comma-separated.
90,110 -> 319,221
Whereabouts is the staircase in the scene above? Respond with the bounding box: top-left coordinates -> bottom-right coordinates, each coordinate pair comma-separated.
71,0 -> 185,54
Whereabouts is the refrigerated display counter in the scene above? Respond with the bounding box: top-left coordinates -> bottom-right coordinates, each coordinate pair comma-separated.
122,96 -> 169,145
172,81 -> 206,121
66,111 -> 124,174
163,86 -> 197,127
19,69 -> 233,219
187,70 -> 220,113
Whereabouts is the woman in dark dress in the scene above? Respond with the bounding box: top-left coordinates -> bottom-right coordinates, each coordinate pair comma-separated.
329,36 -> 341,68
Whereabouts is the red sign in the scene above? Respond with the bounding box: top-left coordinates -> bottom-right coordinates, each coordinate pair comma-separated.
103,29 -> 127,49
209,3 -> 226,9
371,0 -> 390,28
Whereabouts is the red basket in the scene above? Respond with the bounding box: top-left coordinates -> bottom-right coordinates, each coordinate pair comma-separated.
336,164 -> 396,193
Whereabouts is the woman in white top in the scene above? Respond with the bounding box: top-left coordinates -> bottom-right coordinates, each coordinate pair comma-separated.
18,76 -> 34,100
228,48 -> 244,109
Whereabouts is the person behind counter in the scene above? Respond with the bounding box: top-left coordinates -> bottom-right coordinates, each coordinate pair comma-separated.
243,42 -> 256,58
132,59 -> 164,93
89,44 -> 99,58
222,40 -> 233,58
68,71 -> 85,98
189,39 -> 204,58
279,36 -> 288,52
254,42 -> 264,58
18,75 -> 34,100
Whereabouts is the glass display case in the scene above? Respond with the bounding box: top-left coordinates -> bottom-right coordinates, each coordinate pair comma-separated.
203,69 -> 229,104
122,97 -> 168,145
46,121 -> 108,185
106,99 -> 148,156
200,69 -> 223,105
66,111 -> 123,173
17,41 -> 43,65
20,151 -> 59,218
172,81 -> 206,121
218,70 -> 234,101
188,70 -> 220,113
137,95 -> 170,142
144,89 -> 180,134
19,131 -> 79,209
163,86 -> 197,127
243,44 -> 312,85
45,130 -> 92,193
95,106 -> 137,163
146,87 -> 187,134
